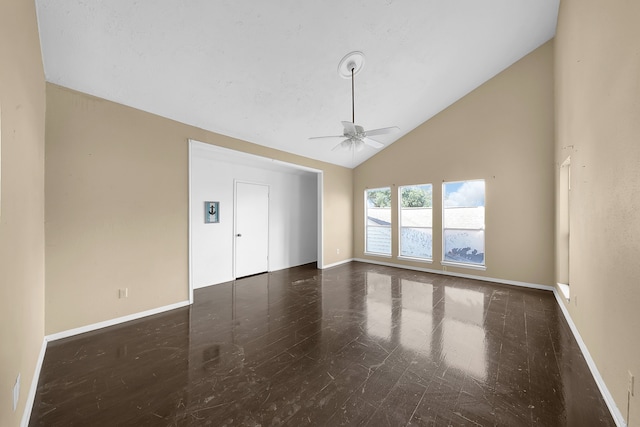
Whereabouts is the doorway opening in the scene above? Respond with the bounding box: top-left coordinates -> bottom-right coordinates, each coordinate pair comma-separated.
188,140 -> 323,303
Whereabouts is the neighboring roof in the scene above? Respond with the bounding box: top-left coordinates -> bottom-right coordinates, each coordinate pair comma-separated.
367,206 -> 484,229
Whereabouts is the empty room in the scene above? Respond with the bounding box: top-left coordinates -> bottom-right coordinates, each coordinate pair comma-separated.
1,1 -> 639,426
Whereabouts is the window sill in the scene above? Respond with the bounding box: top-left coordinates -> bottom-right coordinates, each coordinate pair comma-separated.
364,252 -> 392,259
558,283 -> 570,301
398,256 -> 433,264
441,261 -> 486,271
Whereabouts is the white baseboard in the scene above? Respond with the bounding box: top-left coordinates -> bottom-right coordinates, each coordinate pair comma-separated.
46,300 -> 191,342
21,300 -> 190,426
353,258 -> 554,291
21,265 -> 624,427
320,258 -> 354,270
270,260 -> 318,273
20,338 -> 47,427
552,290 -> 626,427
193,277 -> 233,289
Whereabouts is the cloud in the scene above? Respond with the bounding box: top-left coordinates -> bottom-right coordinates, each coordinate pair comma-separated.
444,181 -> 485,207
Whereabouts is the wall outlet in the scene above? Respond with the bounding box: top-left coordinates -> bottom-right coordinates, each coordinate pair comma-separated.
13,373 -> 20,411
629,371 -> 635,396
119,288 -> 128,299
336,248 -> 340,254
574,295 -> 578,306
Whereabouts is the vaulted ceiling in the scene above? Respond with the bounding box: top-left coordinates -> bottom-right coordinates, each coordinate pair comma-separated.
36,1 -> 559,168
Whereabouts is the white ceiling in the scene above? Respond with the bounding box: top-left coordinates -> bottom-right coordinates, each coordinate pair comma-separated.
35,1 -> 559,169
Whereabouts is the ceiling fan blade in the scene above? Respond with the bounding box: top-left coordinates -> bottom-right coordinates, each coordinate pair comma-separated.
363,126 -> 400,137
332,139 -> 352,151
363,137 -> 384,149
341,121 -> 358,136
309,135 -> 345,140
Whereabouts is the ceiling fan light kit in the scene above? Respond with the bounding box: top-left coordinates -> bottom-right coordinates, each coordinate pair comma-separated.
310,51 -> 399,154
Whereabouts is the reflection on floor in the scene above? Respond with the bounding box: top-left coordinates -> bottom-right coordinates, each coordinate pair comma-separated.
30,262 -> 615,426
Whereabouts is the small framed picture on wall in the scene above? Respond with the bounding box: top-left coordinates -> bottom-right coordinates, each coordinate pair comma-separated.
205,201 -> 219,223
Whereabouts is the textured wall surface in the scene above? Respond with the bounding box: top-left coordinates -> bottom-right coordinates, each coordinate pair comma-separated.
555,0 -> 640,424
0,0 -> 46,425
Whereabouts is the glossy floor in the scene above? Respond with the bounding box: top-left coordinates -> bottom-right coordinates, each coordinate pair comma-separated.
30,262 -> 614,426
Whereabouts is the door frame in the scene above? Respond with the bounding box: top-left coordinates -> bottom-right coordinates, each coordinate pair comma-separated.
233,180 -> 270,279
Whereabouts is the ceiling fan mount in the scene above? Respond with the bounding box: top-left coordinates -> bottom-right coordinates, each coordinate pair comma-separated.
337,51 -> 365,79
310,51 -> 399,153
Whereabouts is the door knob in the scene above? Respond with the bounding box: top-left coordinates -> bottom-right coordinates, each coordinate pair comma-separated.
236,233 -> 242,237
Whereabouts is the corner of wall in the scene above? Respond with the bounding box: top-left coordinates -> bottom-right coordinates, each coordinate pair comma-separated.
0,0 -> 47,426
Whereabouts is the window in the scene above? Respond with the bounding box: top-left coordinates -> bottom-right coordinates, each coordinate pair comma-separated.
442,180 -> 485,268
365,187 -> 391,255
399,184 -> 432,260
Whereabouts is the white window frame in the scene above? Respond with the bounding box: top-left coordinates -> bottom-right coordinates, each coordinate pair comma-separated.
365,187 -> 392,257
398,184 -> 433,263
441,179 -> 486,270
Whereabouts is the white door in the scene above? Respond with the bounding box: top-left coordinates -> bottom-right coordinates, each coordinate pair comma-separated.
235,182 -> 269,278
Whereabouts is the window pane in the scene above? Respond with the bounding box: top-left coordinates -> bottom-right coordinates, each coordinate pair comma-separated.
400,227 -> 432,258
367,207 -> 391,225
443,229 -> 484,264
365,187 -> 391,255
442,180 -> 485,267
443,180 -> 485,208
399,184 -> 432,260
366,226 -> 391,254
401,207 -> 432,227
401,184 -> 432,208
443,206 -> 484,229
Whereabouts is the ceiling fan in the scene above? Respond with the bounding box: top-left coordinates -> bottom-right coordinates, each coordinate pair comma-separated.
310,51 -> 399,152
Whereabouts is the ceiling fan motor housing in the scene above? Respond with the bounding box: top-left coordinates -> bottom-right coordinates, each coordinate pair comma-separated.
345,124 -> 366,138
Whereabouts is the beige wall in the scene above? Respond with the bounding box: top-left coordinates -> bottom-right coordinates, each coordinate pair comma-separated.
9,2 -> 636,422
0,0 -> 46,425
45,84 -> 353,335
555,0 -> 640,423
354,42 -> 555,286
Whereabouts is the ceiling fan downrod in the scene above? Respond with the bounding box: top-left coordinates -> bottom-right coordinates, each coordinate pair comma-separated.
351,66 -> 355,124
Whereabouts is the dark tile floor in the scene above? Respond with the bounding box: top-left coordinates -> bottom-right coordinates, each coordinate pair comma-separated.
30,262 -> 615,426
